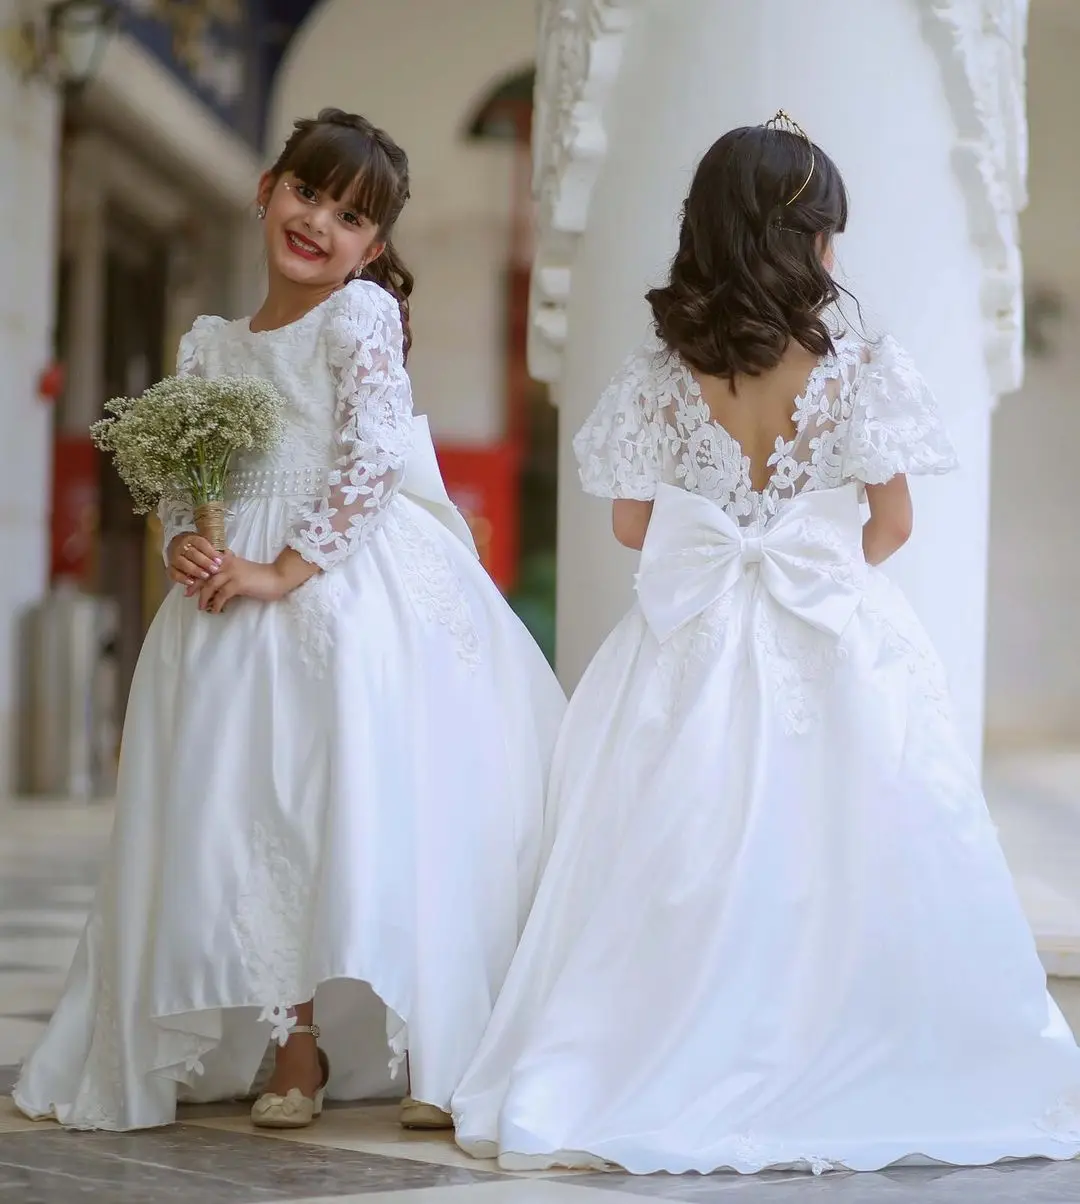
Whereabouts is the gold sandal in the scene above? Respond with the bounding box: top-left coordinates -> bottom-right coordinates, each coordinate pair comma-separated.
251,1025 -> 330,1129
399,1094 -> 454,1130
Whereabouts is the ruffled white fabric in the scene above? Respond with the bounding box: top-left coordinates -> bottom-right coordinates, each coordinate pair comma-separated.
453,333 -> 1080,1176
14,280 -> 566,1131
572,340 -> 664,500
842,336 -> 958,484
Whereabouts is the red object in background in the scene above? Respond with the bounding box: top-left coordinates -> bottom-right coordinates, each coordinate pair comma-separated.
38,362 -> 65,402
436,440 -> 521,592
50,436 -> 99,582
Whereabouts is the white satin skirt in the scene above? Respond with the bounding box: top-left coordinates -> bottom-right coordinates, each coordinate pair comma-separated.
14,479 -> 565,1131
453,568 -> 1080,1174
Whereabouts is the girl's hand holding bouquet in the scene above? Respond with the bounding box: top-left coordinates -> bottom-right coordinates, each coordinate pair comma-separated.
92,373 -> 287,607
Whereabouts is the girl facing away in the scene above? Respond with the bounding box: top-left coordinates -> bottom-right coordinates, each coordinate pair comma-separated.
452,114 -> 1080,1174
14,109 -> 565,1133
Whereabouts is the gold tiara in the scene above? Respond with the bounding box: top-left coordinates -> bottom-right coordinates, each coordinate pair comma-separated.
763,109 -> 815,206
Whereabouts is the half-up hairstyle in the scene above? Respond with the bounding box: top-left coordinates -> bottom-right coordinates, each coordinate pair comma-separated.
647,124 -> 851,383
269,108 -> 415,358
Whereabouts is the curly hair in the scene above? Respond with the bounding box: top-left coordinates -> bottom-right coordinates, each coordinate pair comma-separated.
646,125 -> 851,382
269,108 -> 415,358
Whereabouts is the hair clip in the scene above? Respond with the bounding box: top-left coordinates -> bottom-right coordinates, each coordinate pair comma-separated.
763,109 -> 815,207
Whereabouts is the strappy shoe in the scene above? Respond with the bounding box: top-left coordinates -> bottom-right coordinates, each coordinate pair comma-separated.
251,1025 -> 330,1130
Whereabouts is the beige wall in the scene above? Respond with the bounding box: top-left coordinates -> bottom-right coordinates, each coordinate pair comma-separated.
986,3 -> 1080,747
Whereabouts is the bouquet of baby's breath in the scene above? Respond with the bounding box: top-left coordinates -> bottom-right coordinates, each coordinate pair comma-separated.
91,374 -> 286,552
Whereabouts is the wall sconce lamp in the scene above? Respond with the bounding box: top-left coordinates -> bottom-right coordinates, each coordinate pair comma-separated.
3,1 -> 119,91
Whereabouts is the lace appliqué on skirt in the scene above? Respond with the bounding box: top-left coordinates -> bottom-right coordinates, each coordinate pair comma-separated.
388,509 -> 481,668
1038,1093 -> 1080,1144
860,575 -> 996,846
753,598 -> 846,737
231,820 -> 311,1014
653,593 -> 841,738
653,594 -> 737,723
284,570 -> 345,678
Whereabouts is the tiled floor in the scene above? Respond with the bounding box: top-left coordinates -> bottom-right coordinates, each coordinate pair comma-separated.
1,800 -> 1080,1203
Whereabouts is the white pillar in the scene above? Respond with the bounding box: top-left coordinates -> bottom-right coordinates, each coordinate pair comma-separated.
535,0 -> 1027,763
0,40 -> 61,793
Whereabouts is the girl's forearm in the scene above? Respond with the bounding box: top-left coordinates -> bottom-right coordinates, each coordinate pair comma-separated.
273,547 -> 322,594
862,515 -> 910,566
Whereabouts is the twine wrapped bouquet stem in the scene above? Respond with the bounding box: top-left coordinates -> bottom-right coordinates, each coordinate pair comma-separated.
194,502 -> 229,554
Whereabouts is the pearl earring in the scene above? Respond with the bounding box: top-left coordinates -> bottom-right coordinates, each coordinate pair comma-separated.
256,204 -> 266,220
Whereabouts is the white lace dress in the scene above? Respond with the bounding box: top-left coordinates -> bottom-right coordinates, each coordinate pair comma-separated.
452,333 -> 1080,1174
13,279 -> 566,1131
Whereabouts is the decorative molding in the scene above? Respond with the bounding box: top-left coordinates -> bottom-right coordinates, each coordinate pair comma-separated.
530,1 -> 1030,394
528,0 -> 640,384
920,0 -> 1030,396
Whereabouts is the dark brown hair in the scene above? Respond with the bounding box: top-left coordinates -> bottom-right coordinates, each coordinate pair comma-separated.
269,108 -> 415,357
646,125 -> 851,382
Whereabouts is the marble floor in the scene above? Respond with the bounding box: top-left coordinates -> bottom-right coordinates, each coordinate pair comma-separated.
1,800 -> 1080,1203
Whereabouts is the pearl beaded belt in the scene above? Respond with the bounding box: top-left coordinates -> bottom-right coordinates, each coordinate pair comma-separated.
227,465 -> 329,499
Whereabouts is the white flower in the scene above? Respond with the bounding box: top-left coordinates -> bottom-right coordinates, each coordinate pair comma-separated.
260,1004 -> 297,1047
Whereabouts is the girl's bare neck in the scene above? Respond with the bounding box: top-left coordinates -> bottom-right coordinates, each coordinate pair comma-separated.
249,276 -> 343,334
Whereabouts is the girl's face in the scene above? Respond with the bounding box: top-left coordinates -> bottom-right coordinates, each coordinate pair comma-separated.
257,171 -> 384,290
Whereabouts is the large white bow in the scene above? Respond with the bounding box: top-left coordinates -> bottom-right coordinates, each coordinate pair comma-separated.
400,415 -> 478,556
636,483 -> 866,644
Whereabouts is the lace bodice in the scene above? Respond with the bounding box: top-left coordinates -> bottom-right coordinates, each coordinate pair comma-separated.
574,333 -> 958,530
160,279 -> 413,570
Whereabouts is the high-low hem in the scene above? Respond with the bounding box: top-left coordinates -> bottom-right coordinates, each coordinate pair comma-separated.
14,969 -> 421,1132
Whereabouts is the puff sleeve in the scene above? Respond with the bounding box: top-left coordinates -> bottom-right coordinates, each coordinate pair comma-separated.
842,335 -> 959,485
573,343 -> 664,500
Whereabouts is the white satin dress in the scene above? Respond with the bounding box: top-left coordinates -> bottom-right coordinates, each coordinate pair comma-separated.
14,279 -> 566,1131
452,333 -> 1080,1175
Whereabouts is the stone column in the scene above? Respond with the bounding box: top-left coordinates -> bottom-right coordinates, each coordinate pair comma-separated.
0,33 -> 61,793
533,0 -> 1027,762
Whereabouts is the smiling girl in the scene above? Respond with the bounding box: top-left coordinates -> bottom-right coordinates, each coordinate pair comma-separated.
14,109 -> 565,1134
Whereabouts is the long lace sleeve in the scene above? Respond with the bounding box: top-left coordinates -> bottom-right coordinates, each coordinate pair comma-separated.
286,281 -> 415,570
842,336 -> 959,485
572,342 -> 663,500
157,323 -> 206,563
